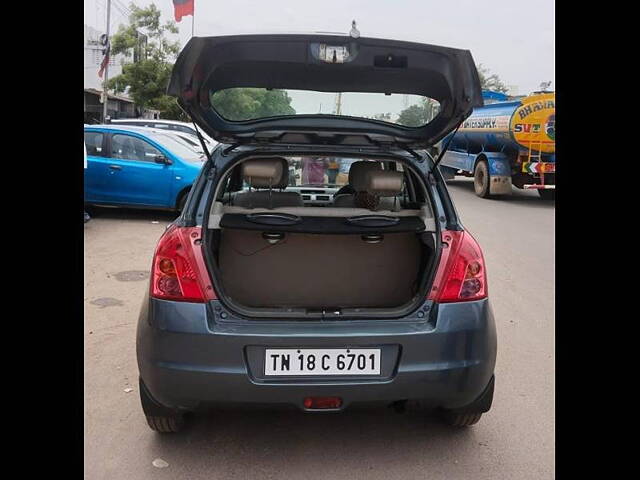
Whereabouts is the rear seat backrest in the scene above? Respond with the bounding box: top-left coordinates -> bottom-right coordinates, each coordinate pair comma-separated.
365,170 -> 404,211
232,157 -> 303,209
333,161 -> 383,207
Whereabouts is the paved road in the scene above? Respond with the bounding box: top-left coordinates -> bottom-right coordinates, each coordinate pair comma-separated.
84,180 -> 554,479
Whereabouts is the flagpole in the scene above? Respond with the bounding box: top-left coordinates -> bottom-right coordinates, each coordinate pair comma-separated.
191,0 -> 195,37
102,0 -> 111,122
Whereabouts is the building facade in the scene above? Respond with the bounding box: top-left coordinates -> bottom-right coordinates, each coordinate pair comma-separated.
84,24 -> 133,91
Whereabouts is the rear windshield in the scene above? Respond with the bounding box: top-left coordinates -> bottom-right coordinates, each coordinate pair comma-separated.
210,88 -> 441,127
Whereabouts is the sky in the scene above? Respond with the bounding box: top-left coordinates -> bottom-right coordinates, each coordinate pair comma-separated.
84,0 -> 554,97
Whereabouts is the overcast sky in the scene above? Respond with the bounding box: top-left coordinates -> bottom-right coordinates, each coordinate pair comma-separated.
84,0 -> 554,95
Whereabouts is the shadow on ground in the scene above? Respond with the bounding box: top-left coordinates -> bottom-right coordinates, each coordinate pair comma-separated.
446,179 -> 555,209
146,406 -> 482,476
86,206 -> 178,222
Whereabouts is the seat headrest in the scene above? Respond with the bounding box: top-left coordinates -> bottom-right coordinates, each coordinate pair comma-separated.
241,157 -> 289,188
349,161 -> 383,191
365,170 -> 404,197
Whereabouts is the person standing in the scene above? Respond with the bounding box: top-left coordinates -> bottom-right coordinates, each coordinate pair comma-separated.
327,158 -> 340,184
301,157 -> 328,185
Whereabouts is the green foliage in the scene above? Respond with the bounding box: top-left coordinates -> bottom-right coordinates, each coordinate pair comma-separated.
210,88 -> 296,121
397,99 -> 439,127
105,3 -> 183,119
476,64 -> 509,93
371,113 -> 392,121
396,63 -> 509,128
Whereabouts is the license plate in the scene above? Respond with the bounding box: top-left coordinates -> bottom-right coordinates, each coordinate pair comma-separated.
264,348 -> 381,376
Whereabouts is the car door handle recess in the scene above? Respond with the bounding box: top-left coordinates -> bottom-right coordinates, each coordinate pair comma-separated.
262,232 -> 285,244
362,234 -> 383,244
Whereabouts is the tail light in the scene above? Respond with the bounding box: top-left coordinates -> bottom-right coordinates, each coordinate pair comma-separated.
428,230 -> 488,303
303,396 -> 343,409
150,225 -> 217,302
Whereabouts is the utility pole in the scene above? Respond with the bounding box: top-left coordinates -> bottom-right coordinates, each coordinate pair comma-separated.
192,0 -> 195,37
102,0 -> 111,123
335,92 -> 342,115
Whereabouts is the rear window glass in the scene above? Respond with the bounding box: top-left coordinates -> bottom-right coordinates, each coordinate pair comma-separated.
111,134 -> 162,162
210,88 -> 440,127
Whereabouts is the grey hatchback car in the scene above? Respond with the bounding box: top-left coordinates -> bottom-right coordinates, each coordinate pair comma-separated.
137,34 -> 497,432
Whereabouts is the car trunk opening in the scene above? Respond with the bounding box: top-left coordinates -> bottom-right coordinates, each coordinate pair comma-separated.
203,155 -> 438,318
217,229 -> 426,309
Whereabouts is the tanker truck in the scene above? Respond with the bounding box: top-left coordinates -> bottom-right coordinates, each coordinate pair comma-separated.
438,90 -> 555,199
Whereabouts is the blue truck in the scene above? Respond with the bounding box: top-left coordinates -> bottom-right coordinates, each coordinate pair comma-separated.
438,90 -> 555,200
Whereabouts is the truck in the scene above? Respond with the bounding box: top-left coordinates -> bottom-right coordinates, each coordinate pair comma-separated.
438,90 -> 555,199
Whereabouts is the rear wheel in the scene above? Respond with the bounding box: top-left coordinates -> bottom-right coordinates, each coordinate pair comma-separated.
440,411 -> 483,427
177,191 -> 188,212
146,415 -> 185,433
473,160 -> 491,198
139,378 -> 185,433
537,189 -> 555,200
439,375 -> 494,427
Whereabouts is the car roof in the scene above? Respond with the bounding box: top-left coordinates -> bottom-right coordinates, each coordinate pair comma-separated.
86,124 -> 177,134
109,119 -> 194,127
86,124 -> 217,147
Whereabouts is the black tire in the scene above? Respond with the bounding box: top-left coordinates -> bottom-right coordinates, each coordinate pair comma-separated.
537,189 -> 555,200
473,160 -> 491,198
440,410 -> 483,427
177,191 -> 188,212
146,415 -> 185,433
139,378 -> 185,433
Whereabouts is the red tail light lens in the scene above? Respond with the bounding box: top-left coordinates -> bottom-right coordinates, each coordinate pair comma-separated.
151,225 -> 217,302
428,230 -> 488,303
303,396 -> 343,409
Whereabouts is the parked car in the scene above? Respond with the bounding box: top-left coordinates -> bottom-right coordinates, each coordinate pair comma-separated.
84,125 -> 205,211
142,128 -> 217,155
109,118 -> 216,148
137,34 -> 497,433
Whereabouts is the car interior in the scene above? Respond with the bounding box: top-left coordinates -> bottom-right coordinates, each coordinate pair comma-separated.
205,156 -> 438,315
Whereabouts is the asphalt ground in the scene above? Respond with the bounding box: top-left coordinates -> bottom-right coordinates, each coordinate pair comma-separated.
84,178 -> 554,479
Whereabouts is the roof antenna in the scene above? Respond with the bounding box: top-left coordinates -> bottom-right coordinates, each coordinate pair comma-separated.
350,20 -> 360,39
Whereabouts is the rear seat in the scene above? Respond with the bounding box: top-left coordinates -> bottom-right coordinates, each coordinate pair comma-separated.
232,157 -> 303,209
365,169 -> 405,211
333,161 -> 382,207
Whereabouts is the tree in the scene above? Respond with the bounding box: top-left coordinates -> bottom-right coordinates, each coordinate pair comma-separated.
476,64 -> 509,93
210,88 -> 295,121
397,99 -> 439,127
371,113 -> 392,121
105,3 -> 185,119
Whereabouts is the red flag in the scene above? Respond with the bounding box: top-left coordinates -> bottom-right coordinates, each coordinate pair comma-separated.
173,0 -> 194,22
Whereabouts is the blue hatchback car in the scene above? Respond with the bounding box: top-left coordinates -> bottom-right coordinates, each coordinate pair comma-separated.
84,125 -> 205,211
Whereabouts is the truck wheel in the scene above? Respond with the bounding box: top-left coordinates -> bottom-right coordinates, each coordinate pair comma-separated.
538,189 -> 555,200
473,160 -> 491,198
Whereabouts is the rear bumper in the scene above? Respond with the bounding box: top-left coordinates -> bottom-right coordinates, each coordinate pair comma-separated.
136,297 -> 497,412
